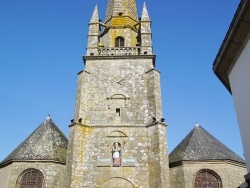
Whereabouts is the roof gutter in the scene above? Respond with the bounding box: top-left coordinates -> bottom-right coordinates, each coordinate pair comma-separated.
213,0 -> 250,93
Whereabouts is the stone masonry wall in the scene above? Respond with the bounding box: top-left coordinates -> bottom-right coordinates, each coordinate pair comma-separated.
3,162 -> 65,188
0,164 -> 12,188
66,124 -> 94,188
69,55 -> 170,187
148,123 -> 169,188
170,161 -> 247,188
67,124 -> 155,188
74,57 -> 158,126
169,165 -> 185,188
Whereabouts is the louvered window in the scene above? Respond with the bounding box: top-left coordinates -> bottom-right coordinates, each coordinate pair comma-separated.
115,36 -> 124,47
194,169 -> 222,188
19,169 -> 44,188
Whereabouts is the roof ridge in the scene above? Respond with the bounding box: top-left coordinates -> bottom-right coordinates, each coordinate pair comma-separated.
169,127 -> 196,161
183,127 -> 196,155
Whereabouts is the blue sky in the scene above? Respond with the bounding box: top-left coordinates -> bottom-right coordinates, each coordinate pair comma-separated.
0,0 -> 242,161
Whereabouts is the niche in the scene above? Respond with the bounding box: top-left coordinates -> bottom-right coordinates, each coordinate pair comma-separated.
107,94 -> 130,122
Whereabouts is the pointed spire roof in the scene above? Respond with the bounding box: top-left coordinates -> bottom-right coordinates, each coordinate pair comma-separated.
169,124 -> 244,164
90,5 -> 99,23
141,2 -> 150,21
0,117 -> 68,166
104,0 -> 138,25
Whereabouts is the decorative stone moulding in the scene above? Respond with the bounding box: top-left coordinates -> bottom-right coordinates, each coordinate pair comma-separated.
97,158 -> 136,167
98,47 -> 141,56
107,94 -> 130,109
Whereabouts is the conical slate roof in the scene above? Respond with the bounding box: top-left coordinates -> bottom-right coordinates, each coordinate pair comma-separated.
169,124 -> 244,164
1,117 -> 68,165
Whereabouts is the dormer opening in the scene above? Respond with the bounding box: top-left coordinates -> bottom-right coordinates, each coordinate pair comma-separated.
115,36 -> 125,47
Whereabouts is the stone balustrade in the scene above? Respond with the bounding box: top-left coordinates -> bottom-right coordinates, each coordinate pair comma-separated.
97,47 -> 141,56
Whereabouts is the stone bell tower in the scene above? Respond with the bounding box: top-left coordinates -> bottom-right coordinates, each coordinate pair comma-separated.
66,0 -> 169,187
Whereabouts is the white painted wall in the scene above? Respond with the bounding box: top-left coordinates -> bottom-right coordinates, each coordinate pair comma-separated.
229,37 -> 250,172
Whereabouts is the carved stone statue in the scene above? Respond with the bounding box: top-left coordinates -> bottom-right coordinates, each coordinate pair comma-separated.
112,142 -> 121,166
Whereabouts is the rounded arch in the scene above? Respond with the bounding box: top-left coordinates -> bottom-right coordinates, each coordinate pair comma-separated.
194,169 -> 222,188
101,177 -> 135,188
16,168 -> 44,188
107,130 -> 128,137
115,36 -> 125,47
109,94 -> 129,99
106,93 -> 130,109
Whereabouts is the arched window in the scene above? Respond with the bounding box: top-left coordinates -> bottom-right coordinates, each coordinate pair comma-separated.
115,36 -> 124,47
18,169 -> 44,188
194,169 -> 222,188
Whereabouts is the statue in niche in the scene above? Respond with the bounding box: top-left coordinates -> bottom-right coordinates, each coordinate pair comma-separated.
112,142 -> 121,167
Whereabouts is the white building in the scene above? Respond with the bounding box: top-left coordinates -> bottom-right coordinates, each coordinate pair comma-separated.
213,0 -> 250,185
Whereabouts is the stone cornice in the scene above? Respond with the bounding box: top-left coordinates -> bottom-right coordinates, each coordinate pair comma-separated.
170,159 -> 246,168
83,54 -> 156,66
68,122 -> 167,128
0,159 -> 66,169
83,54 -> 155,61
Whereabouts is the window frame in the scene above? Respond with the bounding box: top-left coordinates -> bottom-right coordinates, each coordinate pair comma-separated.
194,169 -> 223,188
17,168 -> 44,188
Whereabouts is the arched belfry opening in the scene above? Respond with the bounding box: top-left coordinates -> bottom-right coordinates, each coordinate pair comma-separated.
115,36 -> 125,47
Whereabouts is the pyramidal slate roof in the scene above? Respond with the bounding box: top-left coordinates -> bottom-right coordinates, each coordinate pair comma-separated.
169,123 -> 244,164
1,117 -> 68,166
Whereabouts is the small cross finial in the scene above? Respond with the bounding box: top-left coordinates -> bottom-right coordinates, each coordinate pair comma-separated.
44,114 -> 51,123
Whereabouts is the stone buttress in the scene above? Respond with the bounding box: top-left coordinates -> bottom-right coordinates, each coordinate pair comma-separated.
66,1 -> 170,187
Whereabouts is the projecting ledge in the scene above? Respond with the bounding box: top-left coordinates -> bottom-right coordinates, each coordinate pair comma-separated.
97,158 -> 136,167
83,54 -> 156,61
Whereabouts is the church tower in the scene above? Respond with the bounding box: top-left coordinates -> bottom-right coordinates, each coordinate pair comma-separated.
66,0 -> 169,187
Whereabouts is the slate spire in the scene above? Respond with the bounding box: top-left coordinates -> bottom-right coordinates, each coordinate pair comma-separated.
104,0 -> 138,26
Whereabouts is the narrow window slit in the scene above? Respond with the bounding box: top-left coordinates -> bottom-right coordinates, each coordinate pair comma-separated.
116,108 -> 121,117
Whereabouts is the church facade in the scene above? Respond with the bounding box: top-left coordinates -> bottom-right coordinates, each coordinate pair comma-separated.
0,0 -> 247,187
